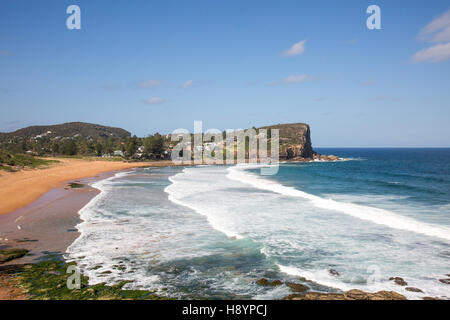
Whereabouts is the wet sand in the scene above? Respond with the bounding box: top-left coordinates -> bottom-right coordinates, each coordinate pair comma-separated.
0,158 -> 176,215
0,171 -> 114,265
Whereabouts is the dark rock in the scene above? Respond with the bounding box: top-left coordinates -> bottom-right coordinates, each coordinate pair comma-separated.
0,249 -> 29,264
438,279 -> 450,284
344,289 -> 369,300
256,278 -> 283,287
68,183 -> 84,189
329,269 -> 340,276
286,282 -> 308,292
405,287 -> 423,293
283,290 -> 406,300
271,280 -> 283,286
389,277 -> 408,286
255,278 -> 269,286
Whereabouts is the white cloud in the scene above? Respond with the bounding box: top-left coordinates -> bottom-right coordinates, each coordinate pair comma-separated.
181,80 -> 193,88
144,97 -> 164,104
282,40 -> 306,57
139,80 -> 160,88
412,42 -> 450,63
283,74 -> 311,83
413,9 -> 450,63
419,9 -> 450,42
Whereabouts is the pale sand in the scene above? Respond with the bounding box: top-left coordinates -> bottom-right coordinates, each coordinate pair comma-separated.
0,158 -> 175,215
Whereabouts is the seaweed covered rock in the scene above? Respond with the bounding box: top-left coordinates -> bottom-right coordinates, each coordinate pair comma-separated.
0,249 -> 29,264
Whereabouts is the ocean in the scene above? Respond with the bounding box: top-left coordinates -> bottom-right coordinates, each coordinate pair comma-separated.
66,148 -> 450,299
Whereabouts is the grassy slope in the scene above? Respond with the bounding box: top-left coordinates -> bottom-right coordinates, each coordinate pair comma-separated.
0,151 -> 59,172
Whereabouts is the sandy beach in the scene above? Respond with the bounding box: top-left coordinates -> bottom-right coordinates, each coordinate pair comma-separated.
0,171 -> 111,264
0,158 -> 178,269
0,158 -> 175,216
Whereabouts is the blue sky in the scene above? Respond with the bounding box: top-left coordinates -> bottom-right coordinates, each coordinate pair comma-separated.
1,0 -> 449,146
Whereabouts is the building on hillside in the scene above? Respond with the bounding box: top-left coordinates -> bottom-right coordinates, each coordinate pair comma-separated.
113,150 -> 125,157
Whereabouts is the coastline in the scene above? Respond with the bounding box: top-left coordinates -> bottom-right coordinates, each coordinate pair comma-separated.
1,158 -> 440,300
0,170 -> 115,265
0,165 -> 177,300
0,157 -> 343,266
0,158 -> 179,216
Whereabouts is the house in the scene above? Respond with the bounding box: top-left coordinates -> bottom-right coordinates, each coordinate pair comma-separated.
204,142 -> 217,151
113,150 -> 124,157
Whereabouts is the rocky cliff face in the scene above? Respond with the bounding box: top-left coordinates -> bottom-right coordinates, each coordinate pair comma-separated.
259,123 -> 315,160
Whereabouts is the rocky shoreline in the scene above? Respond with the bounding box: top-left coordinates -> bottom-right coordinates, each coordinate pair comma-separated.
0,256 -> 170,300
255,274 -> 449,300
1,160 -> 448,300
2,246 -> 448,300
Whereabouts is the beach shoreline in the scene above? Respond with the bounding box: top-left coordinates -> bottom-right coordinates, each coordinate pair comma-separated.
0,170 -> 116,264
0,157 -> 338,266
0,158 -> 431,300
0,158 -> 191,266
0,158 -> 181,216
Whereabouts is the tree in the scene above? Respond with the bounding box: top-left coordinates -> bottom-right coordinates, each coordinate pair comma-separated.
62,140 -> 77,156
143,133 -> 164,156
126,135 -> 138,157
21,139 -> 27,152
95,142 -> 103,156
52,143 -> 60,154
151,133 -> 164,155
87,141 -> 96,154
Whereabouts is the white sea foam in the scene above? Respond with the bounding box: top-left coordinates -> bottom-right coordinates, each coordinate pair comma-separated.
67,165 -> 450,299
164,168 -> 244,239
226,165 -> 450,242
66,170 -> 185,291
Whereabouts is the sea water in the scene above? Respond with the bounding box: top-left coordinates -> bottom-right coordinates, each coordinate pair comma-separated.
66,148 -> 450,299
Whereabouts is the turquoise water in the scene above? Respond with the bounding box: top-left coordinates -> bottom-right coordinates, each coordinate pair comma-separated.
67,149 -> 450,299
